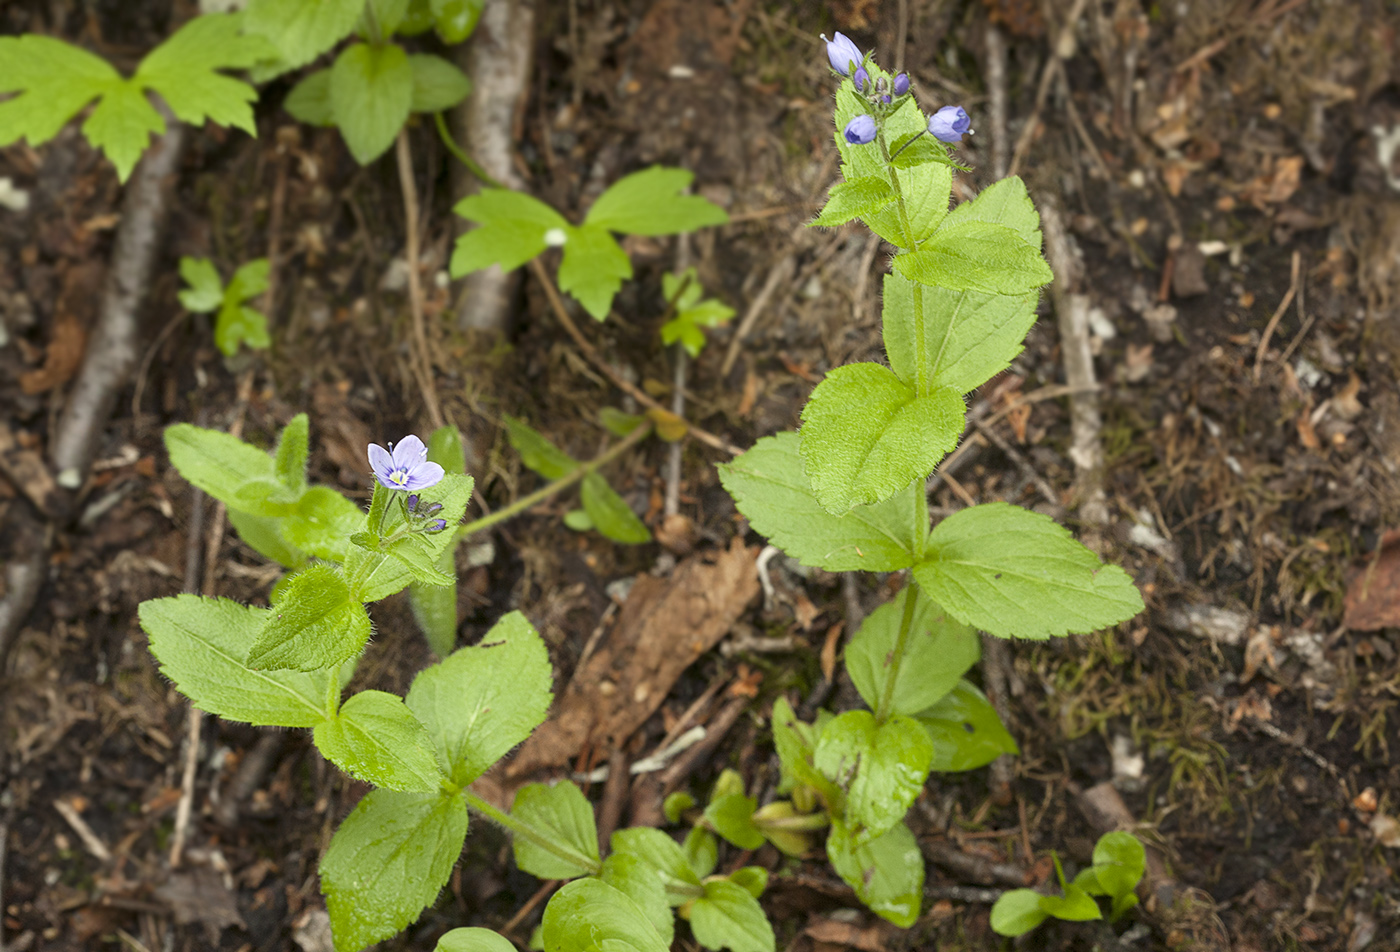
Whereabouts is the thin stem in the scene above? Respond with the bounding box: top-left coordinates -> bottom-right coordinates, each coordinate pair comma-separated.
461,789 -> 602,877
456,422 -> 653,541
756,812 -> 831,832
434,112 -> 508,190
875,578 -> 921,724
887,128 -> 927,163
395,128 -> 445,430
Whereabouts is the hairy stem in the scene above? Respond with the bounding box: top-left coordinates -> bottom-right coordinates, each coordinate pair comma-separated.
456,422 -> 652,541
461,789 -> 602,876
875,577 -> 921,724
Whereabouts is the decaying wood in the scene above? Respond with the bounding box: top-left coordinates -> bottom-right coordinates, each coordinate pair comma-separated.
507,538 -> 758,777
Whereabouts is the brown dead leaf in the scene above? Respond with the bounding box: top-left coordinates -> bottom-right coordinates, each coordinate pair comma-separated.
0,422 -> 60,511
1297,404 -> 1321,451
803,917 -> 892,952
646,407 -> 688,441
508,538 -> 758,777
20,312 -> 86,395
1343,534 -> 1400,630
1006,402 -> 1031,443
819,622 -> 842,682
153,867 -> 245,943
1332,373 -> 1363,421
1241,155 -> 1304,207
737,370 -> 758,418
1240,626 -> 1279,684
1371,813 -> 1400,848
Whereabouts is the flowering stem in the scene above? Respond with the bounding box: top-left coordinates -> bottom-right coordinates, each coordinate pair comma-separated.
455,421 -> 653,541
877,131 -> 930,397
875,577 -> 921,725
460,789 -> 602,876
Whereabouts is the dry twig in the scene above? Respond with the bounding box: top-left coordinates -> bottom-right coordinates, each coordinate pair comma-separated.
1254,250 -> 1302,381
396,128 -> 445,430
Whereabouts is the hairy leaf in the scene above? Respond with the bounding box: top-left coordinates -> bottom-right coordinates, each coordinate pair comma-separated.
314,690 -> 444,792
248,563 -> 372,670
893,220 -> 1053,295
165,423 -> 277,508
811,175 -> 895,227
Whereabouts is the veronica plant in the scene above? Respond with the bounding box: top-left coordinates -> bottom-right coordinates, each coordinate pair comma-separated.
714,35 -> 1146,926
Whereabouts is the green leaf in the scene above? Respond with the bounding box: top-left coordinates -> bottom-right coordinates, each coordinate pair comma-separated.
728,867 -> 767,899
689,880 -> 775,952
599,853 -> 674,945
1092,831 -> 1146,901
703,794 -> 764,850
227,257 -> 270,303
437,927 -> 518,952
609,828 -> 702,904
247,563 -> 372,671
799,363 -> 964,514
882,273 -> 1038,397
244,0 -> 365,70
814,711 -> 932,845
887,131 -> 958,171
411,579 -> 458,658
510,781 -> 600,880
134,13 -> 268,134
273,414 -> 310,491
893,220 -> 1054,295
427,424 -> 468,474
682,827 -> 718,879
811,175 -> 895,228
832,86 -> 951,247
329,42 -> 413,164
941,175 -> 1043,248
227,509 -> 307,569
140,595 -> 334,728
1073,866 -> 1107,897
663,792 -> 696,823
368,473 -> 475,587
430,0 -> 485,43
409,53 -> 472,112
321,788 -> 468,952
314,689 -> 444,792
989,889 -> 1049,937
558,224 -> 631,321
505,415 -> 577,480
1112,892 -> 1140,921
660,291 -> 735,359
914,679 -> 1019,772
164,423 -> 277,508
0,36 -> 122,148
845,586 -> 979,716
368,0 -> 411,35
81,81 -> 165,184
178,257 -> 225,312
452,188 -> 569,275
912,502 -> 1145,638
344,547 -> 415,603
563,510 -> 594,531
214,304 -> 270,355
284,69 -> 335,126
406,611 -> 552,785
600,408 -> 647,437
385,536 -> 455,586
280,487 -> 364,562
541,878 -> 670,952
580,472 -> 651,544
585,166 -> 729,236
1039,884 -> 1103,922
769,697 -> 843,811
717,432 -> 927,573
826,819 -> 923,928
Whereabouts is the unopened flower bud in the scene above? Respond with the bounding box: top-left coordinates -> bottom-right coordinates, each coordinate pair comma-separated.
406,493 -> 420,512
853,66 -> 869,92
843,115 -> 877,145
928,105 -> 972,142
426,519 -> 448,533
423,501 -> 443,515
893,72 -> 910,96
822,32 -> 862,76
880,94 -> 891,104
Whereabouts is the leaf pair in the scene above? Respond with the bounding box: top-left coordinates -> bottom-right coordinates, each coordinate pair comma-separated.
990,833 -> 1146,937
451,167 -> 729,320
178,256 -> 271,355
0,14 -> 269,181
660,268 -> 736,357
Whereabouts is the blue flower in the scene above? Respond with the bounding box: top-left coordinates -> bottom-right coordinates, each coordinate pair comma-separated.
928,105 -> 972,142
368,434 -> 444,491
843,115 -> 877,145
823,32 -> 862,76
893,72 -> 910,96
853,66 -> 870,92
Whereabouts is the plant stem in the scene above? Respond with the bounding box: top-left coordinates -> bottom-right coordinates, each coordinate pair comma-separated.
875,579 -> 921,724
434,112 -> 508,190
455,422 -> 653,541
756,812 -> 831,832
461,789 -> 602,876
877,131 -> 929,397
395,128 -> 445,430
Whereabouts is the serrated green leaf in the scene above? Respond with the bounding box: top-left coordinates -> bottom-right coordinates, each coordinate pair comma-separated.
82,80 -> 165,183
912,502 -> 1145,638
580,472 -> 651,544
344,547 -> 415,602
690,879 -> 775,952
0,36 -> 122,148
280,487 -> 363,562
941,175 -> 1043,248
558,224 -> 631,320
811,175 -> 895,227
833,85 -> 951,247
451,188 -> 569,276
409,53 -> 472,112
799,362 -> 964,514
814,711 -> 932,845
599,853 -> 674,945
682,826 -> 718,879
329,41 -> 413,165
1092,831 -> 1146,901
214,304 -> 270,355
609,828 -> 702,904
887,130 -> 958,171
273,414 -> 310,491
845,586 -> 979,716
585,166 -> 729,236
165,423 -> 277,508
510,781 -> 600,879
769,696 -> 842,811
284,69 -> 335,126
245,0 -> 364,70
134,13 -> 268,134
893,220 -> 1054,295
541,878 -> 670,952
141,595 -> 334,727
227,509 -> 306,569
436,927 -> 518,952
322,788 -> 468,952
718,432 -> 926,573
314,690 -> 445,791
703,794 -> 764,850
248,563 -> 372,671
385,536 -> 455,586
406,611 -> 552,785
914,679 -> 1018,772
826,819 -> 923,927
989,888 -> 1048,937
882,272 -> 1038,397
505,415 -> 577,480
178,257 -> 225,312
431,0 -> 484,43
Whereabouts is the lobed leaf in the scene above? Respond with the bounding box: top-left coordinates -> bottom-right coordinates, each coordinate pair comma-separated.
585,166 -> 729,236
244,0 -> 364,70
451,188 -> 569,276
177,257 -> 225,313
558,223 -> 632,320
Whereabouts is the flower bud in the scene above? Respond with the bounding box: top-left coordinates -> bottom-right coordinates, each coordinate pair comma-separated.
880,95 -> 891,104
893,72 -> 910,96
822,32 -> 862,76
426,519 -> 448,533
842,115 -> 877,145
928,105 -> 972,142
423,501 -> 443,515
406,493 -> 419,512
853,66 -> 869,92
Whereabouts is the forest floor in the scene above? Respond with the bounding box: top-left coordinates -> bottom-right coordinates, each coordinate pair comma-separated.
3,0 -> 1400,950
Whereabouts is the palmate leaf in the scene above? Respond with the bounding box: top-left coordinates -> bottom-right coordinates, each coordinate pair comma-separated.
244,0 -> 364,70
451,189 -> 570,276
558,223 -> 632,320
912,502 -> 1145,639
659,269 -> 735,358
